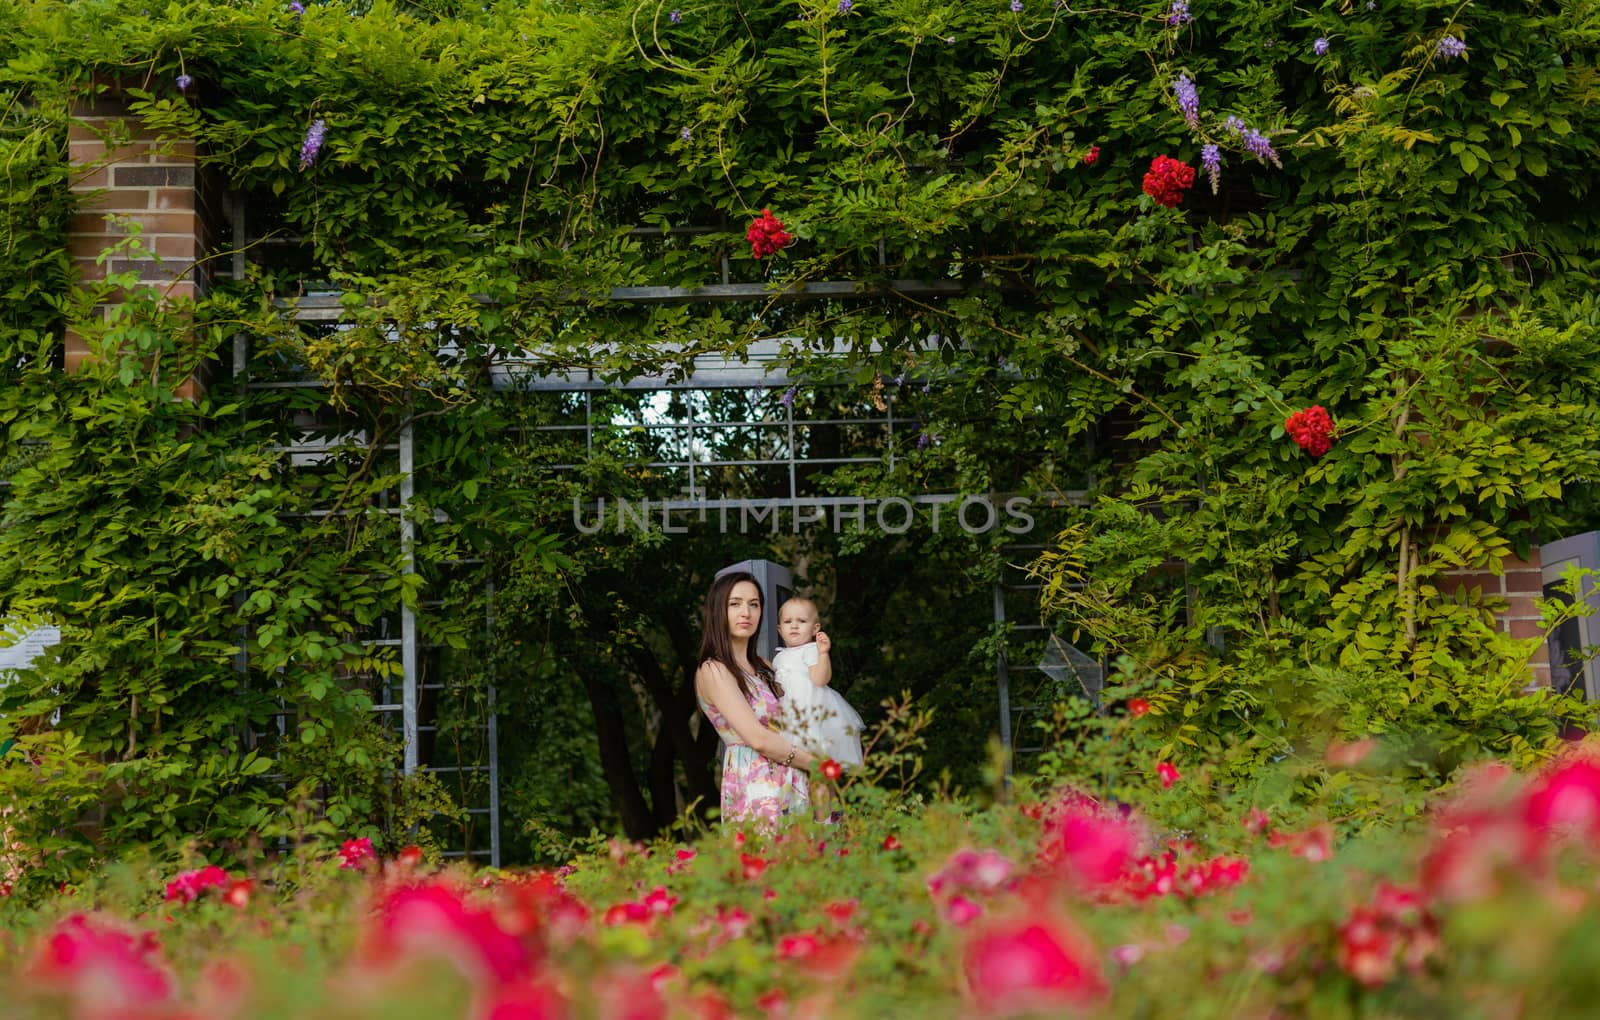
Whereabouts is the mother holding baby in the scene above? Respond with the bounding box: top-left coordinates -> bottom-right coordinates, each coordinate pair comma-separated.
694,571 -> 817,825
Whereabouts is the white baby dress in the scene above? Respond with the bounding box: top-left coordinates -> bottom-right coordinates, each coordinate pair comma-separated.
773,642 -> 864,767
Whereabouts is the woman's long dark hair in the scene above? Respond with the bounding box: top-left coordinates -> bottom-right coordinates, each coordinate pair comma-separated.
698,571 -> 781,701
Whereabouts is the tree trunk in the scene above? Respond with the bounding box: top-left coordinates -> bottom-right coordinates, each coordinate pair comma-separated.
630,624 -> 719,808
577,666 -> 657,840
646,732 -> 678,830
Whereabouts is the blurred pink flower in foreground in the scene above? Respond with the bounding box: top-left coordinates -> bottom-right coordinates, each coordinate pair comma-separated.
963,914 -> 1108,1016
1038,802 -> 1141,891
28,913 -> 174,1020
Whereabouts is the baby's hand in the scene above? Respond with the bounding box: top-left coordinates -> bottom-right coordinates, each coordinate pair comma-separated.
815,631 -> 831,654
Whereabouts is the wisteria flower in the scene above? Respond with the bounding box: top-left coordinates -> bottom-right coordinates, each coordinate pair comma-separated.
289,0 -> 304,13
175,74 -> 192,91
1436,34 -> 1466,59
299,118 -> 327,170
1313,36 -> 1329,56
1226,117 -> 1282,168
1165,0 -> 1191,26
669,8 -> 682,22
1010,0 -> 1024,11
1173,74 -> 1199,129
780,386 -> 796,408
838,0 -> 853,11
680,126 -> 691,142
1201,143 -> 1222,193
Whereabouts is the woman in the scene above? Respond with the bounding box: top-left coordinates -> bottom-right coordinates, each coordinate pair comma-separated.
695,571 -> 816,825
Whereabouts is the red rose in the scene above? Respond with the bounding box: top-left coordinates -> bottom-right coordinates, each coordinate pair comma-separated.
1284,405 -> 1336,457
820,759 -> 843,782
1141,155 -> 1196,207
747,209 -> 793,258
1156,762 -> 1181,788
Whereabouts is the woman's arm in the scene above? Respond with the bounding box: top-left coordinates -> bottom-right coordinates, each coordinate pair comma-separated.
810,631 -> 833,687
696,661 -> 818,770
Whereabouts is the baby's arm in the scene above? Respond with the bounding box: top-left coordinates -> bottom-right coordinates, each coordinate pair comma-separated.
810,631 -> 833,687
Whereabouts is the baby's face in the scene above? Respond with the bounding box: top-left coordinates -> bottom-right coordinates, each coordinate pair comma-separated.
778,602 -> 820,648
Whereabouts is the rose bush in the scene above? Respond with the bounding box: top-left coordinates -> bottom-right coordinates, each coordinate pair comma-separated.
6,739 -> 1600,1018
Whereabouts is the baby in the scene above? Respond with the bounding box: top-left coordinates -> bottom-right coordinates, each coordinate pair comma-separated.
773,597 -> 864,769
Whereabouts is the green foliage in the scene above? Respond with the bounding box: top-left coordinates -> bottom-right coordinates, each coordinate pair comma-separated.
2,0 -> 1600,864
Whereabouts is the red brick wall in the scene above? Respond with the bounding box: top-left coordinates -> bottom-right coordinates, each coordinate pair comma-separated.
1445,548 -> 1551,688
66,92 -> 212,399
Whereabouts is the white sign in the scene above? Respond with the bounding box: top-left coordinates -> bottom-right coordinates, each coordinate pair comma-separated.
0,624 -> 60,676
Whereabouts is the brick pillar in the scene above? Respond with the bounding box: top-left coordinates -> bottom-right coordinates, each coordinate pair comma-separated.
1445,548 -> 1552,688
66,92 -> 213,400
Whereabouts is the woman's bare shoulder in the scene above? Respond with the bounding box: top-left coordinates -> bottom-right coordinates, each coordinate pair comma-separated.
695,658 -> 736,687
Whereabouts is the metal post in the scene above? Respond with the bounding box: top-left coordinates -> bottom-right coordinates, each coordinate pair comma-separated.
400,418 -> 419,774
230,195 -> 248,382
886,394 -> 895,471
784,387 -> 797,503
993,583 -> 1013,773
485,579 -> 501,868
487,685 -> 501,867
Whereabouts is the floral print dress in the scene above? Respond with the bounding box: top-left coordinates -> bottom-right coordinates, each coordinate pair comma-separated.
698,676 -> 809,826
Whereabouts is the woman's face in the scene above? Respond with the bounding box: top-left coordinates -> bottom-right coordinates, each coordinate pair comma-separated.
725,581 -> 761,643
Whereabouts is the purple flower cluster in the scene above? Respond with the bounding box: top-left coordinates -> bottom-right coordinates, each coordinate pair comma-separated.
289,1 -> 304,14
838,0 -> 853,11
1166,0 -> 1191,26
669,8 -> 682,23
1313,36 -> 1329,56
1173,74 -> 1199,129
299,118 -> 326,170
680,126 -> 692,141
1225,115 -> 1281,167
1435,34 -> 1466,59
1010,0 -> 1023,11
1201,143 -> 1222,193
780,387 -> 797,409
175,74 -> 192,91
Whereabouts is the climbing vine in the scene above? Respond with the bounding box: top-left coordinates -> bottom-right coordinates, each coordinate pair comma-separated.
2,0 -> 1600,870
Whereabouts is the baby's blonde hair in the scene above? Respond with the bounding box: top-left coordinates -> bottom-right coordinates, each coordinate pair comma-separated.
778,596 -> 820,620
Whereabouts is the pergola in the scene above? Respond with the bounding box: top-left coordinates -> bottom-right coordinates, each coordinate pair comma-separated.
233,211 -> 1093,863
